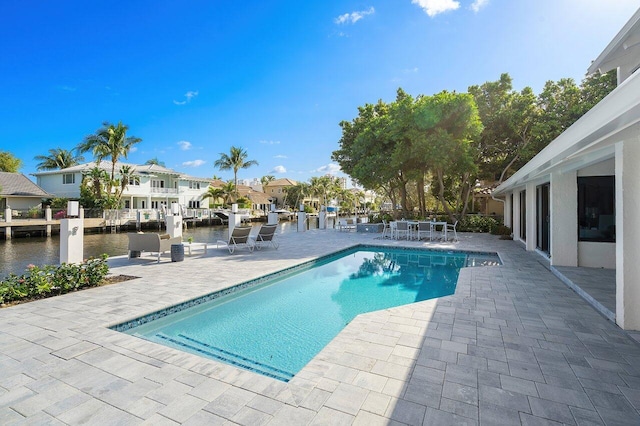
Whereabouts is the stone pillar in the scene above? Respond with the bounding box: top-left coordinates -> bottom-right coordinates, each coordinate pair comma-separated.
616,140 -> 640,330
60,218 -> 84,264
550,170 -> 578,266
525,182 -> 537,251
45,206 -> 52,237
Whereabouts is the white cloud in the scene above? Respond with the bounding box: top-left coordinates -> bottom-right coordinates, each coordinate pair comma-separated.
173,90 -> 198,105
58,85 -> 76,92
182,159 -> 206,167
274,154 -> 288,159
335,7 -> 375,24
129,146 -> 138,153
177,140 -> 192,151
470,0 -> 489,12
272,165 -> 287,174
315,163 -> 341,174
259,140 -> 280,145
412,0 -> 460,17
403,67 -> 419,73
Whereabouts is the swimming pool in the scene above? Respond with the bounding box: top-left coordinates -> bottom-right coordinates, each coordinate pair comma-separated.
114,245 -> 500,381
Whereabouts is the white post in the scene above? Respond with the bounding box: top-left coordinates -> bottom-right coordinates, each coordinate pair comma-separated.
318,205 -> 327,230
297,204 -> 306,232
267,204 -> 278,225
525,182 -> 536,251
45,206 -> 52,237
228,203 -> 242,237
166,216 -> 183,239
4,207 -> 10,240
503,195 -> 512,229
60,218 -> 84,264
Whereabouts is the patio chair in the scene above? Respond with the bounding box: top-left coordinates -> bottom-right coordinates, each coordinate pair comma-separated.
395,221 -> 410,240
251,223 -> 279,250
417,221 -> 433,241
216,226 -> 254,254
446,220 -> 458,241
381,219 -> 392,239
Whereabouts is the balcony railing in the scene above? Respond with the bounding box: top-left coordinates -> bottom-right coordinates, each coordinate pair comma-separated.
150,187 -> 178,194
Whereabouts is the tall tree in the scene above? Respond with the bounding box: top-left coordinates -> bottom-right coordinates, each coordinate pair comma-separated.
202,186 -> 226,207
0,151 -> 22,172
260,175 -> 275,189
34,148 -> 84,171
77,121 -> 142,194
213,146 -> 258,201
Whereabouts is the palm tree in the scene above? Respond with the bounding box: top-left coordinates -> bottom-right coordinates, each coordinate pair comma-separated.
220,181 -> 236,205
201,186 -> 226,207
144,157 -> 165,167
284,182 -> 311,210
213,146 -> 258,201
34,148 -> 84,171
261,175 -> 275,189
77,121 -> 142,194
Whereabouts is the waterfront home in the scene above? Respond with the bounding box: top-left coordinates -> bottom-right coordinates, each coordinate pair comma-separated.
493,7 -> 640,330
33,162 -> 213,210
263,177 -> 297,207
0,171 -> 50,213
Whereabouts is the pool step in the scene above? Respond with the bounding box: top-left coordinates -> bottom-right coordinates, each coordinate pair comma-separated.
154,333 -> 294,382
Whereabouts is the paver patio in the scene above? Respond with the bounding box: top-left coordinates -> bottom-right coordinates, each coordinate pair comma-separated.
1,230 -> 640,425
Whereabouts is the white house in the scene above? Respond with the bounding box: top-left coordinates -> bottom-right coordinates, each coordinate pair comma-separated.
493,8 -> 640,330
33,162 -> 213,210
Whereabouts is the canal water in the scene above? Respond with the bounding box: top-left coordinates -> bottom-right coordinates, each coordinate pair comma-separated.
0,218 -> 343,279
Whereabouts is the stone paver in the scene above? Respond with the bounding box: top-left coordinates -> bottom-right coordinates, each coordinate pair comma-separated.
2,230 -> 640,424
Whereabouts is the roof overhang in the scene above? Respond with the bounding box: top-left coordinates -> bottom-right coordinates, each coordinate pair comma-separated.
588,8 -> 640,82
493,70 -> 640,196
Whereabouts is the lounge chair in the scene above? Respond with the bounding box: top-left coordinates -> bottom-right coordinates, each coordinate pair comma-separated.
127,233 -> 182,263
216,226 -> 254,254
339,219 -> 356,232
251,223 -> 279,250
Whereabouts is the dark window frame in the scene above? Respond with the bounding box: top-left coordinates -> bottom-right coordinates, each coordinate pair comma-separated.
577,176 -> 615,243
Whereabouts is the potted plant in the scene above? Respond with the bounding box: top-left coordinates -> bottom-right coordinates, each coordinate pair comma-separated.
187,236 -> 193,244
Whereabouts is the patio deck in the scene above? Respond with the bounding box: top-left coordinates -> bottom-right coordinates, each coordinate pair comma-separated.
1,230 -> 640,425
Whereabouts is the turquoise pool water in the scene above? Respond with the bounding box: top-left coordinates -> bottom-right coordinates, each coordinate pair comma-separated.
118,246 -> 500,381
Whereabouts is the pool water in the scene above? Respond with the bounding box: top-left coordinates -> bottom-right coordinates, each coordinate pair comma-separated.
119,247 -> 500,381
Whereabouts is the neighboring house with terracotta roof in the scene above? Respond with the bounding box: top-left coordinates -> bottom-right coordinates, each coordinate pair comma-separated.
33,162 -> 213,210
236,185 -> 273,211
472,182 -> 503,216
0,172 -> 50,211
263,178 -> 297,207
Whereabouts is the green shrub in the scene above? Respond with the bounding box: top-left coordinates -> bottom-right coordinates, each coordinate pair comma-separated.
458,215 -> 500,233
0,255 -> 109,305
491,224 -> 512,236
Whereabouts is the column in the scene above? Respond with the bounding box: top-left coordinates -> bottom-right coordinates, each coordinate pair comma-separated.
60,218 -> 84,264
4,207 -> 11,240
550,170 -> 578,266
525,182 -> 536,251
504,194 -> 512,229
513,191 -> 521,243
616,139 -> 640,330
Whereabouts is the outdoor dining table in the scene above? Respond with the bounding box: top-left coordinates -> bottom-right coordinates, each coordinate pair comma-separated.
431,221 -> 448,241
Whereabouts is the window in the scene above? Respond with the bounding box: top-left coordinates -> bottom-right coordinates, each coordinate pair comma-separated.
189,181 -> 201,190
128,177 -> 139,186
151,201 -> 159,209
151,180 -> 164,188
188,200 -> 201,208
63,173 -> 75,184
578,176 -> 615,242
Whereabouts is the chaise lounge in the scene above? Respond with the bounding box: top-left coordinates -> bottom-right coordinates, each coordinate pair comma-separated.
127,233 -> 182,263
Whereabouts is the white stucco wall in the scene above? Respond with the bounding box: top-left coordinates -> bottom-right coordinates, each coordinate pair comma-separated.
616,138 -> 640,330
551,170 -> 578,266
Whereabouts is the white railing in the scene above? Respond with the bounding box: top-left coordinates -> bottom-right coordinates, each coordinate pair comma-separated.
150,188 -> 178,194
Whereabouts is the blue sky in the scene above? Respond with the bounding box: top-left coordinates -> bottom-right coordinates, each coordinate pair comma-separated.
2,0 -> 638,185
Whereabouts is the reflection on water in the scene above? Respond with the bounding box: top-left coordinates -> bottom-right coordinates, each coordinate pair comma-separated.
0,220 -> 319,278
